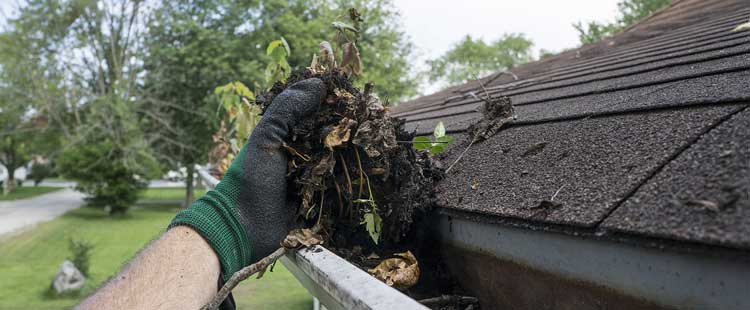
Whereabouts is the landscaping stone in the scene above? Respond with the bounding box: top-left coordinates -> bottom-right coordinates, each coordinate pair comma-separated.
51,260 -> 85,294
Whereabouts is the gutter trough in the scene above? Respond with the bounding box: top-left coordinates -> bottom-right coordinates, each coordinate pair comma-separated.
435,212 -> 750,310
197,167 -> 427,310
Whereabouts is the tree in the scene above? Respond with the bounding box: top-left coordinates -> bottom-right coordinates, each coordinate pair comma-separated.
574,0 -> 672,44
426,34 -> 534,86
141,0 -> 244,207
4,0 -> 158,214
0,9 -> 65,195
141,0 -> 418,205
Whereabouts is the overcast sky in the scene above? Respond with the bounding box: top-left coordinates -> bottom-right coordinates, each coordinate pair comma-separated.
392,0 -> 622,93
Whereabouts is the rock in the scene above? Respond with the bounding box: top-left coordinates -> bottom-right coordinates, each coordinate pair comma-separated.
52,260 -> 85,294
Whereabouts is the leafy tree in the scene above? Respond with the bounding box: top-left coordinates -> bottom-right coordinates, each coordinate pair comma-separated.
232,0 -> 418,100
426,34 -> 534,86
141,0 -> 417,205
3,0 -> 158,214
0,8 -> 65,195
575,0 -> 672,44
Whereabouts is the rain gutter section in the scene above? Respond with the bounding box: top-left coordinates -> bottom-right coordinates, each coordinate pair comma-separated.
436,214 -> 750,309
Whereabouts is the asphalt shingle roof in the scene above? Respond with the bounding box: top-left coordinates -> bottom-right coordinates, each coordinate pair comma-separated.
392,0 -> 750,251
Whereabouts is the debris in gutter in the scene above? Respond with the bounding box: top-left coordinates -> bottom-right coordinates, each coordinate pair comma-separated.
418,295 -> 480,308
368,250 -> 420,290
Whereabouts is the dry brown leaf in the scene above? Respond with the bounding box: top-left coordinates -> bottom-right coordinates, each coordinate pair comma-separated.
281,228 -> 324,249
340,42 -> 362,75
319,41 -> 335,66
334,88 -> 356,104
324,118 -> 356,150
368,251 -> 420,290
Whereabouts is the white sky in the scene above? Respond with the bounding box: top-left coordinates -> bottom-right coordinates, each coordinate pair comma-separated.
393,0 -> 622,93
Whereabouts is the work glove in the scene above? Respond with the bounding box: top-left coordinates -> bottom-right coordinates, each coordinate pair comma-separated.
169,78 -> 326,281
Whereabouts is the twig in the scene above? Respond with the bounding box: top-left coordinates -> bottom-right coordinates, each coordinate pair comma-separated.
396,141 -> 451,144
551,184 -> 566,202
445,137 -> 476,174
418,295 -> 479,306
201,247 -> 288,310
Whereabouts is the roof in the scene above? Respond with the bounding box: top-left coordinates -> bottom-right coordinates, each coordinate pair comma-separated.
392,0 -> 750,251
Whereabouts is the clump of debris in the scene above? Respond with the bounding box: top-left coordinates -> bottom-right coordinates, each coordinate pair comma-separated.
260,67 -> 439,261
259,66 -> 479,309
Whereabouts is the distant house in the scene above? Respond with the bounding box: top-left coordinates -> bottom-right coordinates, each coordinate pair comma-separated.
393,0 -> 750,309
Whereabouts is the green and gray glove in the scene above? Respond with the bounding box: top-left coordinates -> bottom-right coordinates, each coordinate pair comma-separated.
169,78 -> 325,280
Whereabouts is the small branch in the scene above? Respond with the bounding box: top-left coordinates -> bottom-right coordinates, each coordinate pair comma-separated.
445,137 -> 476,174
551,184 -> 566,202
418,295 -> 479,306
201,247 -> 287,310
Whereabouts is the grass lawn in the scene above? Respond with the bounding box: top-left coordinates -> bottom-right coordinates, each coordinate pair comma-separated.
139,187 -> 208,201
0,203 -> 312,310
0,186 -> 61,201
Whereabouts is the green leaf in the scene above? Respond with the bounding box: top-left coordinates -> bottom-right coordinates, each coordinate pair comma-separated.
434,121 -> 446,138
434,134 -> 455,145
429,144 -> 446,154
266,40 -> 283,56
332,21 -> 359,33
364,210 -> 382,244
280,36 -> 291,56
412,136 -> 431,150
269,46 -> 287,62
230,82 -> 253,101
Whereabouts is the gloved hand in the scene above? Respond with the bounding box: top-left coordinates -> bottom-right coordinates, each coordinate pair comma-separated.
170,78 -> 326,280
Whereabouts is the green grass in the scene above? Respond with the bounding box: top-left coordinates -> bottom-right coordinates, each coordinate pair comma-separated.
0,203 -> 311,310
0,186 -> 61,201
139,187 -> 208,201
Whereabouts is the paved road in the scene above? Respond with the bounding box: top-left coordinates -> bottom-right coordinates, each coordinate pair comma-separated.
21,179 -> 186,188
0,189 -> 86,236
0,180 -> 191,237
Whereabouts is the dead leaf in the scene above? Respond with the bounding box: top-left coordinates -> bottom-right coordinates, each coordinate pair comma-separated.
281,228 -> 324,249
319,41 -> 335,66
470,180 -> 480,190
311,153 -> 336,179
334,88 -> 356,104
340,42 -> 362,75
368,251 -> 420,290
324,118 -> 357,150
370,167 -> 386,175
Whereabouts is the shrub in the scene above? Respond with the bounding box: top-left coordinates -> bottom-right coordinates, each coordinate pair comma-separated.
29,162 -> 52,186
57,142 -> 157,215
68,238 -> 94,277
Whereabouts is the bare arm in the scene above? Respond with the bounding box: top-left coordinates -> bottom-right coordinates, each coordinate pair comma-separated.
77,226 -> 220,310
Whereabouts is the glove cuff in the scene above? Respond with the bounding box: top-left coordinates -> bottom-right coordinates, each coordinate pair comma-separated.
169,189 -> 252,281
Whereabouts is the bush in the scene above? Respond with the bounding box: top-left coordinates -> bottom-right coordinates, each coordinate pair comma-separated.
29,162 -> 52,186
68,238 -> 94,277
57,142 -> 157,215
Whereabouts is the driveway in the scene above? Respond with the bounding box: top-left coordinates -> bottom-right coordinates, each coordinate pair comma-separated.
0,189 -> 85,236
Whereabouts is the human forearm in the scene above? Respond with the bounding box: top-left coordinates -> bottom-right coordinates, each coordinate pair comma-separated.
77,226 -> 220,310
